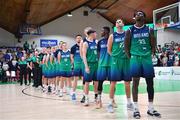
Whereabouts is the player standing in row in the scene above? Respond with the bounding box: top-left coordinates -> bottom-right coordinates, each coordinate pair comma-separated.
70,35 -> 83,101
79,27 -> 92,103
125,11 -> 161,119
107,19 -> 133,113
44,47 -> 52,93
96,26 -> 111,109
58,42 -> 72,97
82,29 -> 98,106
55,42 -> 63,94
50,47 -> 57,93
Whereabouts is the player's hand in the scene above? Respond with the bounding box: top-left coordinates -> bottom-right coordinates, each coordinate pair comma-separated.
85,66 -> 90,74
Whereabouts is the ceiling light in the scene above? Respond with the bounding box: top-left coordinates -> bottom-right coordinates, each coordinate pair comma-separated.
67,12 -> 72,17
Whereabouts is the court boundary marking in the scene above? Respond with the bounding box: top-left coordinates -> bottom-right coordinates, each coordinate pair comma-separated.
22,87 -> 180,108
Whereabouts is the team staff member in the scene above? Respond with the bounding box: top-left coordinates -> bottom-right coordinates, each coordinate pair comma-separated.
125,11 -> 161,119
31,51 -> 41,88
18,56 -> 28,85
26,53 -> 33,86
82,30 -> 98,106
107,19 -> 132,113
70,34 -> 83,101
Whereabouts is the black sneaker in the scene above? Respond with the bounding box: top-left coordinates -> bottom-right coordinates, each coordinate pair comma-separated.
80,95 -> 85,103
133,110 -> 141,119
147,110 -> 161,118
48,86 -> 51,93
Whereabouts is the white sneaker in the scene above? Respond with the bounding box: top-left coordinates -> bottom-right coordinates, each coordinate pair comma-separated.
59,91 -> 63,97
84,98 -> 89,106
107,104 -> 114,113
55,90 -> 59,95
127,103 -> 134,110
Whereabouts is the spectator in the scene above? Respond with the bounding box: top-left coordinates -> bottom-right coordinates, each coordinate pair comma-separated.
31,41 -> 37,52
152,55 -> 158,66
3,49 -> 12,62
174,53 -> 179,66
23,41 -> 29,52
167,52 -> 175,66
157,45 -> 162,53
162,53 -> 168,66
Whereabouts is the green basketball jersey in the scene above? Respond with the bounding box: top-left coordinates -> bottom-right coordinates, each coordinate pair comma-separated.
130,25 -> 152,56
60,50 -> 71,71
86,39 -> 98,63
111,32 -> 127,59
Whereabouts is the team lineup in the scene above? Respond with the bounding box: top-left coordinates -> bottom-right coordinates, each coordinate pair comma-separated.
22,11 -> 161,119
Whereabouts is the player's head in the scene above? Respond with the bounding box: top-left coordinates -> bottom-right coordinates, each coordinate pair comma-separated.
59,41 -> 63,49
101,26 -> 110,37
134,10 -> 146,22
75,34 -> 82,44
87,29 -> 97,40
84,27 -> 92,37
42,48 -> 46,53
21,56 -> 25,61
34,51 -> 39,56
46,46 -> 51,53
116,19 -> 124,28
51,47 -> 56,52
62,42 -> 67,50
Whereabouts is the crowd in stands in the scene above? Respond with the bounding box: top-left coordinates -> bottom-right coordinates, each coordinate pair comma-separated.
0,41 -> 37,83
152,41 -> 180,66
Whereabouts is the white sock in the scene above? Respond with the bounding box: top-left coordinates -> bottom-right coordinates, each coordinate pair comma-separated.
72,91 -> 76,95
85,94 -> 89,100
98,94 -> 101,101
60,89 -> 63,93
109,98 -> 113,105
134,102 -> 139,111
127,98 -> 131,104
148,102 -> 154,111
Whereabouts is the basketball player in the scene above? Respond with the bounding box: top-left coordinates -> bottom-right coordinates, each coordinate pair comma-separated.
42,48 -> 48,92
44,47 -> 53,93
58,42 -> 72,97
50,47 -> 57,93
107,19 -> 132,113
55,42 -> 63,95
70,34 -> 83,101
82,29 -> 98,106
96,26 -> 111,109
79,27 -> 92,103
124,11 -> 161,119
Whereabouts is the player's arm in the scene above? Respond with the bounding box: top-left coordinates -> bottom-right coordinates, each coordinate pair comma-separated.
57,52 -> 61,64
79,40 -> 83,58
107,34 -> 113,56
124,29 -> 131,59
149,28 -> 156,55
70,47 -> 74,65
50,53 -> 53,65
82,42 -> 90,73
45,54 -> 49,67
29,61 -> 33,70
97,41 -> 100,59
42,55 -> 46,64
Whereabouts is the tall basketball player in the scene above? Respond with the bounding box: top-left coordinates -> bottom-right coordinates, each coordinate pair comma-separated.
107,19 -> 132,113
125,11 -> 161,119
